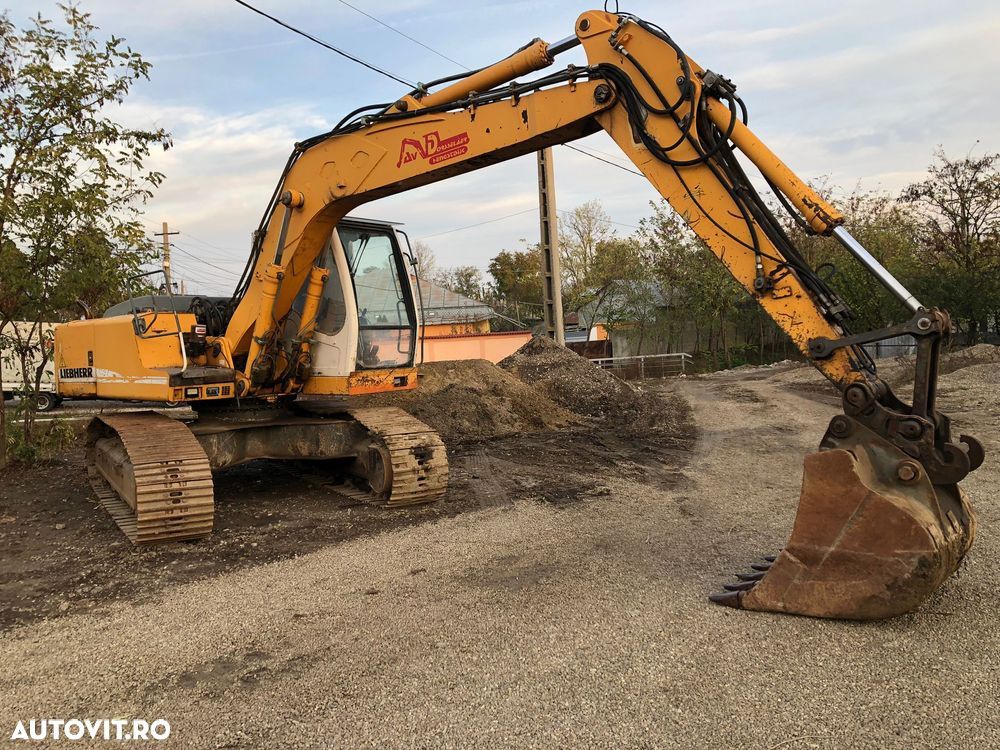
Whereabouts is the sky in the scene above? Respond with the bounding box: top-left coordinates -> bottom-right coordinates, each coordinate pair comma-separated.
6,0 -> 1000,295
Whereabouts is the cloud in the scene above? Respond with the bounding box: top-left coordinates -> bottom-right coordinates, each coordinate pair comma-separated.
117,100 -> 328,294
736,16 -> 1000,93
146,39 -> 297,64
686,17 -> 833,48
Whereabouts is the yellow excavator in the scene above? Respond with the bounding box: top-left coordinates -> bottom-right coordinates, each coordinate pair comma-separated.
54,10 -> 982,620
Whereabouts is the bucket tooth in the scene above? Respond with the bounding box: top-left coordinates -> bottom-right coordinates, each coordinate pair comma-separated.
709,591 -> 744,608
723,580 -> 757,592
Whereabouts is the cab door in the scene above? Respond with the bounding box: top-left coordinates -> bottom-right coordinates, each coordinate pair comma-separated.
339,221 -> 418,370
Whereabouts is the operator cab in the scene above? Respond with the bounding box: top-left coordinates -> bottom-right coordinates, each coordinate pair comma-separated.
288,217 -> 421,378
100,217 -> 421,385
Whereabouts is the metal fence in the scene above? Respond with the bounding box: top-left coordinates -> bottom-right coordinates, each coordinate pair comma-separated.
590,353 -> 693,380
864,334 -> 917,360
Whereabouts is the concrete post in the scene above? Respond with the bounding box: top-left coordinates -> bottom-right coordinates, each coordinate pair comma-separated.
537,148 -> 565,345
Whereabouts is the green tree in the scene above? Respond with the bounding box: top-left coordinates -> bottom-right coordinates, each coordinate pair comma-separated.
597,236 -> 666,354
485,246 -> 543,326
576,236 -> 643,338
487,247 -> 541,306
0,4 -> 169,464
435,265 -> 484,300
900,148 -> 1000,342
632,203 -> 691,355
639,200 -> 748,367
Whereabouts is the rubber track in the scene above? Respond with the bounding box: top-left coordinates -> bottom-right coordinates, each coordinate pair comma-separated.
345,407 -> 448,507
87,412 -> 214,544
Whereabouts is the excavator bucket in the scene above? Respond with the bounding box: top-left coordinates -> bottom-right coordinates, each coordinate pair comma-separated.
712,417 -> 976,619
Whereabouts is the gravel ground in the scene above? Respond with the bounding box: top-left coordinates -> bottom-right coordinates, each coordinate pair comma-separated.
1,364 -> 998,749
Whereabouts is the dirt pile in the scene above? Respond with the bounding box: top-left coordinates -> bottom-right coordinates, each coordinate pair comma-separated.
932,361 -> 1000,416
939,343 -> 1000,372
944,362 -> 1000,388
356,336 -> 692,444
353,359 -> 577,443
499,336 -> 689,437
499,336 -> 638,418
718,344 -> 1000,390
877,343 -> 1000,388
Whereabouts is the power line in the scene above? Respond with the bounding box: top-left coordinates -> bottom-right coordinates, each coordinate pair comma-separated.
172,248 -> 247,265
174,253 -> 246,266
166,259 -> 224,288
334,3 -> 645,182
334,0 -> 467,69
171,267 -> 236,286
170,243 -> 243,277
234,0 -> 647,184
232,0 -> 415,87
234,0 -> 649,188
220,5 -> 650,256
557,209 -> 641,231
142,222 -> 250,263
332,0 -> 645,185
168,260 -> 238,287
170,261 -> 242,285
567,142 -> 633,164
181,231 -> 252,255
418,206 -> 640,243
420,208 -> 537,239
562,144 -> 643,176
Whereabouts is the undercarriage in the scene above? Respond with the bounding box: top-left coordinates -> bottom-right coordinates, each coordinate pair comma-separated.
86,402 -> 448,544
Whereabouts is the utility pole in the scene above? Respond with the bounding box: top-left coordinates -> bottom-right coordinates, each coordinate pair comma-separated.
536,148 -> 565,345
153,222 -> 179,293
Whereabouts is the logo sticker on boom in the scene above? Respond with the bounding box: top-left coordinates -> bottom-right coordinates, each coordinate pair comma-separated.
396,131 -> 470,168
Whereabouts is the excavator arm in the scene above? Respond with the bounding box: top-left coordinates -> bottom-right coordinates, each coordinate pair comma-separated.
221,9 -> 979,619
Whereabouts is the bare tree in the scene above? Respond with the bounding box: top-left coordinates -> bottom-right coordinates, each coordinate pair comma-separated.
411,240 -> 437,282
559,200 -> 615,311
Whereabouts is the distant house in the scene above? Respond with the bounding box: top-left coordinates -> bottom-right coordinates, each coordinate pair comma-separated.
415,277 -> 531,363
416,278 -> 494,336
559,311 -> 613,359
563,282 -> 682,359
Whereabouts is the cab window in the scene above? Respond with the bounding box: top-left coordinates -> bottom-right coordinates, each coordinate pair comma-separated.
337,225 -> 416,369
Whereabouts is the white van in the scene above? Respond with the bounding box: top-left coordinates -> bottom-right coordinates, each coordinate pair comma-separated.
1,322 -> 61,412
